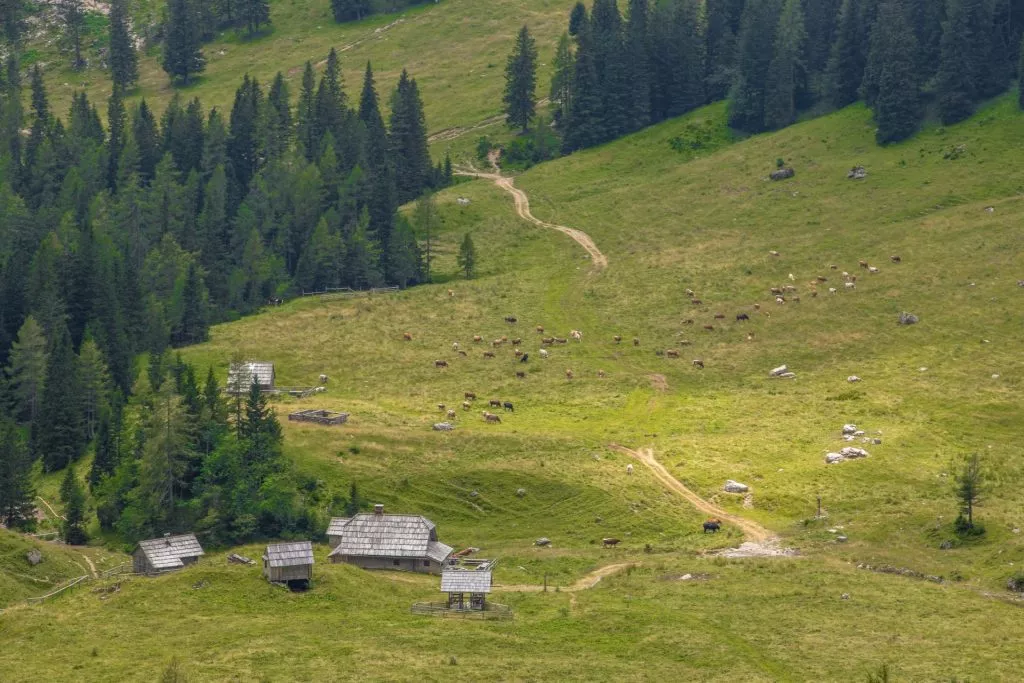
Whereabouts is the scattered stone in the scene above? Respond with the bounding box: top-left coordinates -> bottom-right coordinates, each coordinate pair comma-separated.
854,430 -> 865,436
456,197 -> 471,206
535,537 -> 551,547
939,540 -> 953,550
778,372 -> 796,379
992,374 -> 1000,379
432,422 -> 455,431
898,311 -> 919,325
858,563 -> 944,583
26,549 -> 42,566
515,488 -> 526,498
985,206 -> 995,213
840,446 -> 869,459
872,438 -> 882,445
769,364 -> 790,377
847,375 -> 861,383
919,367 -> 928,372
842,424 -> 858,435
723,480 -> 750,494
470,490 -> 479,498
716,540 -> 797,558
681,573 -> 693,581
836,535 -> 848,543
841,593 -> 851,600
770,167 -> 796,181
847,166 -> 867,180
825,452 -> 846,464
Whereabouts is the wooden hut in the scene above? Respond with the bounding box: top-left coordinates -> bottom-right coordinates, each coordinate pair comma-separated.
441,564 -> 492,610
133,533 -> 204,575
263,541 -> 314,588
327,504 -> 453,574
227,361 -> 275,394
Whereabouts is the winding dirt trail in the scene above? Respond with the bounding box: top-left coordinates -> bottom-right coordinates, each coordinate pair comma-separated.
36,496 -> 65,521
494,562 -> 635,593
455,159 -> 608,269
610,446 -> 776,544
428,100 -> 551,143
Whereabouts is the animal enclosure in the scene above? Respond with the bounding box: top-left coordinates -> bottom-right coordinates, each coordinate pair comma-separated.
287,409 -> 349,426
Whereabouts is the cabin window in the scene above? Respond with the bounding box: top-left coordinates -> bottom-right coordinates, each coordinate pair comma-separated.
423,560 -> 430,567
393,559 -> 400,566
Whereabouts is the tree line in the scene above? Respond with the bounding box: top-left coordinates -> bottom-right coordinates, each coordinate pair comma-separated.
508,0 -> 1024,150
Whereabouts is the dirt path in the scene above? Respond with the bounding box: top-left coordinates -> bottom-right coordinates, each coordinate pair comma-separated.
36,496 -> 65,522
78,552 -> 97,578
610,446 -> 777,545
494,562 -> 635,593
455,159 -> 608,269
428,99 -> 550,143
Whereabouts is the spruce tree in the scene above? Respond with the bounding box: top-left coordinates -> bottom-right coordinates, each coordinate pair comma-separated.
59,0 -> 86,69
763,0 -> 807,130
591,0 -> 630,138
89,391 -> 123,489
296,62 -> 317,160
705,0 -> 739,102
34,324 -> 86,471
668,0 -> 706,118
1019,33 -> 1024,110
132,100 -> 161,184
1,0 -> 26,45
77,335 -> 110,439
227,75 -> 264,198
175,262 -> 207,345
550,33 -> 574,126
5,315 -> 48,423
106,87 -> 127,191
386,216 -> 422,289
413,192 -> 440,282
569,1 -> 588,36
0,417 -> 35,529
109,0 -> 139,89
624,0 -> 651,129
504,25 -> 539,132
872,0 -> 921,144
563,20 -> 605,151
389,70 -> 431,203
358,62 -> 395,263
266,72 -> 293,160
61,465 -> 88,544
825,0 -> 865,109
457,232 -> 477,279
936,0 -> 985,125
729,0 -> 784,132
162,0 -> 206,85
242,0 -> 270,36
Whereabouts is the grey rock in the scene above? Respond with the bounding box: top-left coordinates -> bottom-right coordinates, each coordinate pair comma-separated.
939,540 -> 953,550
26,549 -> 42,566
898,311 -> 919,325
836,535 -> 848,543
770,168 -> 795,181
432,422 -> 455,431
723,479 -> 750,494
839,446 -> 869,459
847,166 -> 867,180
769,364 -> 789,377
535,537 -> 551,547
515,488 -> 527,498
842,424 -> 858,435
825,452 -> 846,464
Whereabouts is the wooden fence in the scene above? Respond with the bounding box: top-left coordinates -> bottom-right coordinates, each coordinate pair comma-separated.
26,575 -> 91,605
410,601 -> 513,621
303,286 -> 400,302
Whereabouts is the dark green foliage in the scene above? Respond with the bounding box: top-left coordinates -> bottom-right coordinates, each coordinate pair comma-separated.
728,0 -> 783,132
457,232 -> 477,279
624,0 -> 650,128
241,0 -> 270,36
90,392 -> 124,489
563,21 -> 605,152
704,0 -> 740,102
569,1 -> 588,36
1019,33 -> 1024,110
61,465 -> 88,544
0,417 -> 35,529
763,0 -> 806,130
389,70 -> 432,203
332,0 -> 371,22
935,0 -> 988,125
504,25 -> 539,132
953,453 -> 983,530
1,0 -> 27,45
344,481 -> 364,516
825,0 -> 865,108
872,0 -> 920,144
34,325 -> 85,472
501,116 -> 559,170
58,0 -> 85,69
550,33 -> 574,126
162,0 -> 206,85
132,100 -> 161,184
266,72 -> 292,160
108,0 -> 138,89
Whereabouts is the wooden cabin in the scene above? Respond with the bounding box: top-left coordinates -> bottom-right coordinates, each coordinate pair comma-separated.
263,541 -> 314,587
441,564 -> 492,611
327,504 -> 453,574
227,361 -> 275,394
133,533 -> 204,575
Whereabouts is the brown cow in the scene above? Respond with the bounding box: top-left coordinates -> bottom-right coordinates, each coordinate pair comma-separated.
666,349 -> 680,358
703,325 -> 715,331
859,260 -> 869,269
483,351 -> 495,358
692,359 -> 704,369
613,335 -> 622,343
602,538 -> 620,548
565,369 -> 574,380
489,399 -> 502,408
512,338 -> 522,346
691,299 -> 703,306
483,412 -> 501,423
403,332 -> 413,341
515,371 -> 526,379
542,337 -> 555,345
633,337 -> 640,346
714,313 -> 726,320
890,255 -> 902,263
536,325 -> 545,334
462,401 -> 471,410
473,335 -> 482,342
434,360 -> 448,368
464,392 -> 477,400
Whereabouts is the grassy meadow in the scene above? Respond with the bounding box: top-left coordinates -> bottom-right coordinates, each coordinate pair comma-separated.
3,78 -> 1024,678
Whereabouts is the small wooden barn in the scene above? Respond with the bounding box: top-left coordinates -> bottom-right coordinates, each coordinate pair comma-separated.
227,361 -> 275,394
327,504 -> 453,574
263,541 -> 314,587
133,533 -> 204,575
441,563 -> 493,610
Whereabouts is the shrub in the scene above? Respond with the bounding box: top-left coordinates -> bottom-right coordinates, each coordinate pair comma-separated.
476,137 -> 492,161
1007,571 -> 1024,593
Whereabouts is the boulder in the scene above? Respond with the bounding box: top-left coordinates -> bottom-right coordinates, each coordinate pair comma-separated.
432,422 -> 455,431
26,549 -> 42,566
770,168 -> 795,181
898,311 -> 919,325
535,537 -> 551,547
778,372 -> 797,379
723,479 -> 750,494
842,424 -> 857,435
847,166 -> 867,180
515,488 -> 527,498
825,452 -> 846,464
872,438 -> 883,445
847,375 -> 861,383
840,446 -> 869,459
842,435 -> 855,442
853,430 -> 865,436
769,365 -> 789,377
836,535 -> 849,543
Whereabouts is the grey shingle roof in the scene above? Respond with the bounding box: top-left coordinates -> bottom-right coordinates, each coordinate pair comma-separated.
137,534 -> 204,570
264,541 -> 314,568
227,361 -> 275,389
327,518 -> 350,536
327,513 -> 453,562
441,569 -> 492,593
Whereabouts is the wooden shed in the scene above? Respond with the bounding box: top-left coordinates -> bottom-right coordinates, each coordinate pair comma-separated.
227,361 -> 275,394
327,504 -> 453,574
441,563 -> 493,610
133,533 -> 204,575
263,541 -> 314,588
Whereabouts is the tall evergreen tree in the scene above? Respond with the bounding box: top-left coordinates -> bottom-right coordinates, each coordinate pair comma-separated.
705,0 -> 740,102
0,417 -> 35,529
358,62 -> 395,261
504,25 -> 539,132
266,72 -> 293,160
563,20 -> 605,151
162,0 -> 206,85
550,33 -> 574,126
389,70 -> 431,203
1,0 -> 27,46
624,0 -> 651,128
5,315 -> 48,423
61,465 -> 88,544
569,1 -> 588,36
763,0 -> 807,130
457,232 -> 477,279
241,0 -> 270,36
132,100 -> 161,184
77,335 -> 110,439
935,0 -> 987,124
58,0 -> 86,69
412,192 -> 440,282
106,87 -> 127,191
34,324 -> 85,471
591,0 -> 631,138
296,61 -> 317,160
227,75 -> 264,199
90,390 -> 124,488
1019,33 -> 1024,110
728,0 -> 783,132
825,0 -> 865,108
872,0 -> 921,143
109,0 -> 139,89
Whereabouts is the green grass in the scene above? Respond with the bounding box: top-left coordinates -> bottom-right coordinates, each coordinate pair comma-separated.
0,530 -> 127,604
5,86 -> 1024,677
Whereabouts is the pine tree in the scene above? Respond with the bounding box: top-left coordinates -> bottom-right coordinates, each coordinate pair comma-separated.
358,62 -> 395,262
242,0 -> 270,36
106,87 -> 127,191
935,0 -> 985,125
728,0 -> 783,132
0,417 -> 35,530
1,0 -> 26,45
624,0 -> 650,129
346,208 -> 383,288
266,72 -> 293,160
550,33 -> 574,126
138,390 -> 192,523
132,100 -> 161,184
591,0 -> 630,138
413,192 -> 440,282
563,20 -> 605,151
668,0 -> 706,118
332,0 -> 370,21
109,0 -> 139,89
61,465 -> 88,544
296,62 -> 317,160
175,261 -> 208,345
457,232 -> 477,279
34,324 -> 86,471
162,0 -> 206,85
504,25 -> 539,132
825,0 -> 865,108
5,315 -> 48,423
705,0 -> 739,102
872,0 -> 921,144
59,0 -> 86,69
386,216 -> 422,288
983,0 -> 1013,98
389,70 -> 431,203
240,376 -> 281,470
77,335 -> 111,439
227,75 -> 264,198
763,0 -> 807,130
89,391 -> 124,488
569,1 -> 588,36
1019,34 -> 1024,110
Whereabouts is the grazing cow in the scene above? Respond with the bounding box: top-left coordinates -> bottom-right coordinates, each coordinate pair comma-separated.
816,276 -> 828,283
539,349 -> 549,359
626,464 -> 634,475
465,392 -> 477,400
788,273 -> 796,282
403,332 -> 413,341
691,299 -> 703,306
714,313 -> 726,320
769,250 -> 780,257
493,339 -> 503,347
448,289 -> 454,297
483,411 -> 501,423
462,401 -> 471,410
536,325 -> 545,334
602,538 -> 621,548
703,325 -> 715,331
473,335 -> 483,343
682,319 -> 694,325
770,287 -> 783,295
859,260 -> 869,269
703,520 -> 721,533
685,288 -> 695,297
319,374 -> 328,384
736,313 -> 750,322
554,337 -> 568,344
565,369 -> 574,380
792,296 -> 801,303
489,399 -> 502,408
571,330 -> 583,342
514,348 -> 523,357
829,287 -> 837,294
515,371 -> 526,378
483,351 -> 495,358
868,266 -> 879,274
811,291 -> 818,298
598,369 -> 606,378
512,338 -> 522,346
666,350 -> 680,358
438,403 -> 446,412
447,409 -> 457,419
784,285 -> 797,293
452,342 -> 460,352
776,297 -> 785,305
520,354 -> 529,363
503,401 -> 514,412
613,335 -> 622,343
633,337 -> 640,346
542,337 -> 555,345
505,316 -> 518,324
459,350 -> 468,356
845,282 -> 856,290
434,360 -> 448,368
890,255 -> 902,263
829,264 -> 838,270
679,340 -> 693,346
692,359 -> 704,369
